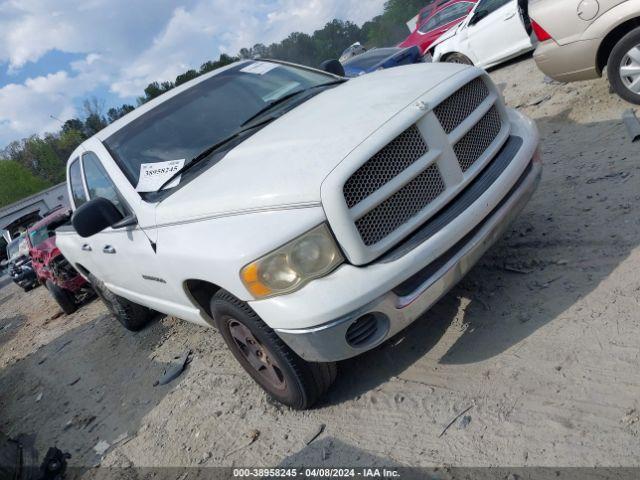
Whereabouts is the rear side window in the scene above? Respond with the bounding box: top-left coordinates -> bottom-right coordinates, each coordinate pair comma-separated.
68,159 -> 87,208
82,152 -> 128,217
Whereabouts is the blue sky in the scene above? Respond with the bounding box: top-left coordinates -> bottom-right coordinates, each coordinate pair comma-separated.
0,0 -> 385,147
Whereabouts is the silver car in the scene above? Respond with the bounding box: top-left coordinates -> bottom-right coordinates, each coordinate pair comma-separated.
530,0 -> 640,103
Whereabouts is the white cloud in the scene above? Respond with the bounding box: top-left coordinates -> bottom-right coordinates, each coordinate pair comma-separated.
0,0 -> 386,146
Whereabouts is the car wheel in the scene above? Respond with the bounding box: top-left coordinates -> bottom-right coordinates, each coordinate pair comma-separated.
210,290 -> 337,409
608,27 -> 640,104
45,280 -> 77,315
445,53 -> 473,66
87,273 -> 153,331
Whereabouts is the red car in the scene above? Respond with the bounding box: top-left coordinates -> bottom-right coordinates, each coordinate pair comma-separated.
26,208 -> 92,314
400,0 -> 477,54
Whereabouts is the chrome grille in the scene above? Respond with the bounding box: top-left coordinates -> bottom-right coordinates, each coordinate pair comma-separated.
343,126 -> 428,208
433,78 -> 489,134
454,106 -> 502,172
355,164 -> 445,246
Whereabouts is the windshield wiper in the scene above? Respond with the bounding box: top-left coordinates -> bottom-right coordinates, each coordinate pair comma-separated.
156,117 -> 275,192
240,80 -> 346,128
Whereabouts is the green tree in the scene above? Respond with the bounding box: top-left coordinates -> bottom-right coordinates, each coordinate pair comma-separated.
0,160 -> 51,208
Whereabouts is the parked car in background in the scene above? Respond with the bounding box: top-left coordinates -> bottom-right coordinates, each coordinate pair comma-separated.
26,208 -> 91,314
341,47 -> 424,77
399,0 -> 477,54
339,42 -> 368,63
4,234 -> 38,292
530,0 -> 640,104
431,0 -> 534,67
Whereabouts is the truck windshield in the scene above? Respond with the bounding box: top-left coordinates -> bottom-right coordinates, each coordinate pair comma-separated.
103,61 -> 338,191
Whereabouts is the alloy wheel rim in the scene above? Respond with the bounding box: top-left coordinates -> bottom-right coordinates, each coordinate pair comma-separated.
228,319 -> 287,391
620,45 -> 640,93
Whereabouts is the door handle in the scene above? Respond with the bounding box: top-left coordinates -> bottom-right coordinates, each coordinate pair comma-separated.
102,245 -> 116,254
504,12 -> 516,20
81,244 -> 92,252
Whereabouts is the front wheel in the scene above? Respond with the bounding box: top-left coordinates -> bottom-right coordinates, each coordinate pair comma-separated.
46,280 -> 77,315
210,290 -> 336,409
445,53 -> 474,66
608,27 -> 640,104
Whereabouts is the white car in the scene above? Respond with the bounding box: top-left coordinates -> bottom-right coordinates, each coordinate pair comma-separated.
56,59 -> 541,409
431,0 -> 534,68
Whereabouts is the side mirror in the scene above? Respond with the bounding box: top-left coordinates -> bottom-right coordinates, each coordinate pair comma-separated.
320,59 -> 345,77
469,9 -> 489,25
72,197 -> 131,238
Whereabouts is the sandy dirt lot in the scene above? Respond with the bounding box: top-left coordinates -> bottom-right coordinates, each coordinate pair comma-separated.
1,56 -> 639,472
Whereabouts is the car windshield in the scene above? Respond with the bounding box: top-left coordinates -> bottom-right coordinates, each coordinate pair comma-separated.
343,48 -> 401,70
6,236 -> 23,260
103,61 -> 337,189
28,216 -> 68,248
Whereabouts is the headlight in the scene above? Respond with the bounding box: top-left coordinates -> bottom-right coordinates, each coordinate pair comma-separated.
240,224 -> 344,299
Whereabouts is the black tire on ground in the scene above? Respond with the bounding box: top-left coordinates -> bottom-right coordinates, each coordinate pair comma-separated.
45,280 -> 77,315
607,27 -> 640,104
445,53 -> 474,66
87,273 -> 153,331
210,290 -> 337,409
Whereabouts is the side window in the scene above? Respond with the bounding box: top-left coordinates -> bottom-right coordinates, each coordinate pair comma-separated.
477,0 -> 511,15
68,159 -> 87,208
419,13 -> 444,33
82,152 -> 128,217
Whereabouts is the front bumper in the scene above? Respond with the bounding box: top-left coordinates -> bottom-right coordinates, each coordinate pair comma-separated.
534,38 -> 600,82
276,155 -> 541,361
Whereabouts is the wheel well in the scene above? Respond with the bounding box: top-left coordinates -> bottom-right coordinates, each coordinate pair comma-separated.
183,279 -> 221,322
596,17 -> 640,74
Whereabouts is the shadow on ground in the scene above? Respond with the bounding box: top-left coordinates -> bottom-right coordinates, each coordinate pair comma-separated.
0,312 -> 178,466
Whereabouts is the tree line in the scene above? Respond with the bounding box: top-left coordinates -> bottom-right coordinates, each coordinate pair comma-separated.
0,0 -> 424,208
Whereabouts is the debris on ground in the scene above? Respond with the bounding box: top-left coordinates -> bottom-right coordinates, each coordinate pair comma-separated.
439,406 -> 474,438
459,415 -> 472,429
305,424 -> 326,445
93,440 -> 110,456
154,350 -> 192,386
622,109 -> 640,142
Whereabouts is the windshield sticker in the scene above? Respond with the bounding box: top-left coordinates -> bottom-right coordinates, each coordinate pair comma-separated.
240,62 -> 279,75
136,159 -> 185,192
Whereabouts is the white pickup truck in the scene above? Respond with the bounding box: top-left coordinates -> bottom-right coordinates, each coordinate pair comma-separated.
57,59 -> 541,409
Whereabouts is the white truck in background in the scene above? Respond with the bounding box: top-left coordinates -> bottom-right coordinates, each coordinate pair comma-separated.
56,59 -> 541,409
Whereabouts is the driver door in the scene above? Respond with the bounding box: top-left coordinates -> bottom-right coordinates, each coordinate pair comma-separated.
466,0 -> 531,66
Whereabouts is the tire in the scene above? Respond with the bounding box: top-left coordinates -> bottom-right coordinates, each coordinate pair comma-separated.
445,53 -> 473,66
607,27 -> 640,104
45,280 -> 77,315
210,290 -> 337,409
87,273 -> 152,331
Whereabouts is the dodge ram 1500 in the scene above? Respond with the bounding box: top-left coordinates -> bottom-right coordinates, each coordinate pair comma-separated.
56,59 -> 541,408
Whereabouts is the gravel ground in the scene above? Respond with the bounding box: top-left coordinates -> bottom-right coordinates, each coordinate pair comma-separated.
1,55 -> 639,472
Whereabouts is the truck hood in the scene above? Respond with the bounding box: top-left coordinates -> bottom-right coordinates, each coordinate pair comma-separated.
156,63 -> 466,226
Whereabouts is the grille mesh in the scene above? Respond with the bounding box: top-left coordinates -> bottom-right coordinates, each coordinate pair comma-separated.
355,164 -> 445,246
343,126 -> 428,209
454,106 -> 502,172
433,78 -> 489,134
